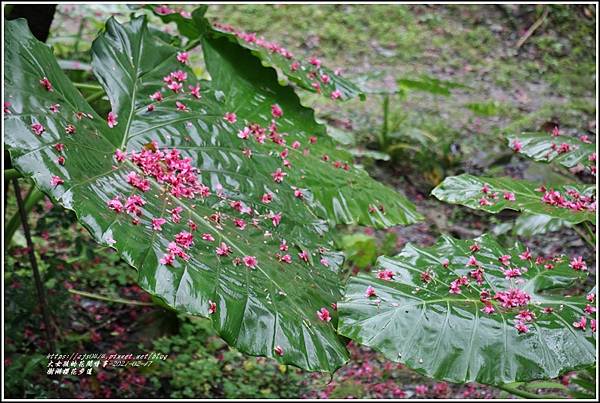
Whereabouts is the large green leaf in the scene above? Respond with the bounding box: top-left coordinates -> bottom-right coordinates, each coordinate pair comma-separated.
431,174 -> 596,225
507,132 -> 596,174
141,7 -> 423,228
147,5 -> 365,102
338,234 -> 595,385
147,4 -> 209,39
142,6 -> 421,228
3,15 -> 423,372
198,19 -> 420,228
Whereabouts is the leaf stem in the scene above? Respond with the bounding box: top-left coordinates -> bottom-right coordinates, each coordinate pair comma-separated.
68,289 -> 155,306
13,178 -> 56,353
73,82 -> 103,91
5,186 -> 45,247
85,90 -> 106,103
184,38 -> 202,51
495,383 -> 563,399
73,19 -> 85,54
380,94 -> 389,149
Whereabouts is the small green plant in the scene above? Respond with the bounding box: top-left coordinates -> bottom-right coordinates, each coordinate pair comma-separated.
353,74 -> 467,188
339,230 -> 398,271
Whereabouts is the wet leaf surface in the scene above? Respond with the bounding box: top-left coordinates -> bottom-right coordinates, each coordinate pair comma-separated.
4,15 -> 420,372
338,234 -> 595,384
432,174 -> 595,225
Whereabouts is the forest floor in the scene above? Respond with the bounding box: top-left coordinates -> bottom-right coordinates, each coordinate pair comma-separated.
4,4 -> 596,399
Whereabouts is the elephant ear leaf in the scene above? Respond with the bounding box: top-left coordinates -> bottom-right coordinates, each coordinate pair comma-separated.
145,5 -> 421,228
507,132 -> 596,174
196,30 -> 422,228
431,174 -> 596,225
5,16 -> 361,372
147,4 -> 365,102
338,234 -> 595,385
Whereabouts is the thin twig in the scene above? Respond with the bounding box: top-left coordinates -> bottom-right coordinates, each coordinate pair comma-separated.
496,383 -> 563,399
13,178 -> 56,352
516,7 -> 550,49
68,289 -> 155,306
5,187 -> 45,247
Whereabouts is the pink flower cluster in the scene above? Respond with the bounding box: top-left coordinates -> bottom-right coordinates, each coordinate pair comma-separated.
124,195 -> 145,216
549,142 -> 575,155
502,267 -> 522,279
216,242 -> 232,256
164,70 -> 187,93
31,122 -> 45,136
493,288 -> 531,308
317,307 -> 331,322
449,276 -> 469,294
569,256 -> 587,271
154,5 -> 191,18
365,286 -> 377,298
477,182 -> 517,207
126,171 -> 150,192
539,187 -> 595,213
420,270 -> 433,284
175,231 -> 194,249
126,144 -> 209,199
212,21 -> 344,100
160,230 -> 197,265
469,267 -> 484,285
214,22 -> 295,59
377,270 -> 394,281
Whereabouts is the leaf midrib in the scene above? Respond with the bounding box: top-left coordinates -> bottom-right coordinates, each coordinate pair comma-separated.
119,21 -> 145,149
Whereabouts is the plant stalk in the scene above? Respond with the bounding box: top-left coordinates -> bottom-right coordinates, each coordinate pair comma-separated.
12,178 -> 56,353
85,90 -> 105,103
496,383 -> 563,399
68,289 -> 155,306
5,186 -> 45,247
380,94 -> 389,149
73,18 -> 85,54
184,37 -> 202,51
73,82 -> 103,91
